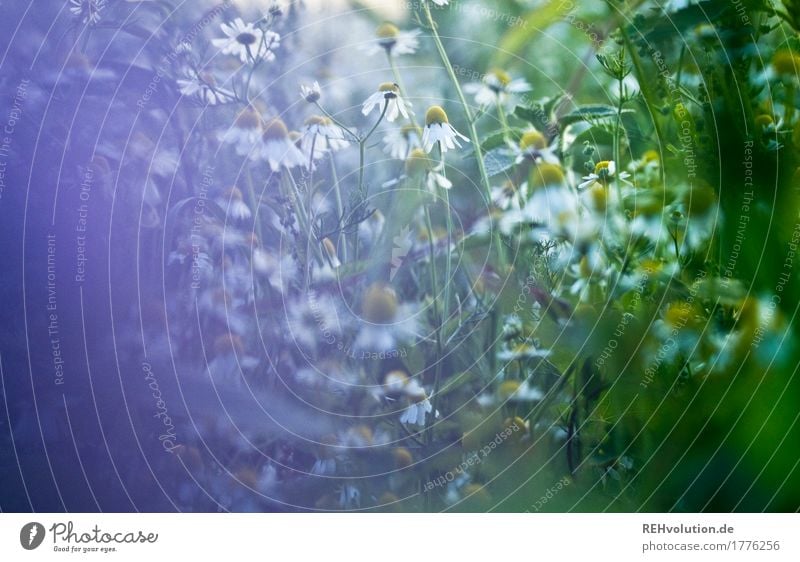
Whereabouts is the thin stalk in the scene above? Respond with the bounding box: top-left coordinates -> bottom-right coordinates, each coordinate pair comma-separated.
421,2 -> 507,269
329,153 -> 347,263
621,28 -> 666,187
387,53 -> 423,137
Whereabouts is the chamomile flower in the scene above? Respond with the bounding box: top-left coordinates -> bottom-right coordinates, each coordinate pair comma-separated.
300,81 -> 322,103
177,71 -> 232,105
363,23 -> 421,57
515,129 -> 559,164
362,82 -> 413,123
422,106 -> 469,153
405,148 -> 452,191
69,0 -> 106,25
217,187 -> 252,221
464,68 -> 531,108
253,118 -> 307,171
212,18 -> 280,64
383,124 -> 422,160
219,106 -> 263,156
399,380 -> 436,426
301,115 -> 349,158
354,283 -> 419,352
579,160 -> 631,189
496,379 -> 545,402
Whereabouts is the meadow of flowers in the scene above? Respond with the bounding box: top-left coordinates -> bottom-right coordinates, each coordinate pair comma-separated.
1,0 -> 800,513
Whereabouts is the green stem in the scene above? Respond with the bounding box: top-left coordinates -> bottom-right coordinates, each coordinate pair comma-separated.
423,201 -> 443,447
314,102 -> 359,142
421,2 -> 506,269
329,152 -> 347,263
439,147 -> 453,335
622,28 -> 666,187
387,53 -> 423,137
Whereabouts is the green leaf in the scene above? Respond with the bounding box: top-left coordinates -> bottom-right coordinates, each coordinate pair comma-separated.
493,0 -> 567,66
560,105 -> 635,126
484,147 -> 518,177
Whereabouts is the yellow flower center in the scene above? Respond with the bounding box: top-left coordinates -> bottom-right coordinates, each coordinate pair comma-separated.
772,50 -> 800,76
392,447 -> 413,468
498,380 -> 520,400
754,114 -> 774,127
383,370 -> 409,391
401,123 -> 420,137
379,82 -> 400,93
587,182 -> 608,211
579,255 -> 592,278
235,107 -> 262,129
683,182 -> 716,215
594,160 -> 613,177
405,148 -> 432,176
425,105 -> 449,126
376,22 -> 399,40
262,118 -> 289,141
519,130 -> 547,151
304,115 -> 331,127
488,68 -> 512,87
642,149 -> 659,163
664,301 -> 696,329
528,163 -> 565,189
224,186 -> 243,200
362,283 -> 399,323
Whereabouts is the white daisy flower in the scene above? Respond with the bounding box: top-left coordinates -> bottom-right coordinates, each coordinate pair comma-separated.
177,71 -> 232,105
211,18 -> 280,64
579,160 -> 632,190
252,118 -> 307,171
399,380 -> 436,426
404,148 -> 452,191
362,82 -> 413,123
422,105 -> 469,153
383,124 -> 422,160
300,81 -> 322,103
496,379 -> 545,401
464,68 -> 531,108
354,283 -> 419,353
216,187 -> 251,221
253,251 -> 297,294
430,0 -> 450,5
219,106 -> 263,156
286,291 -> 343,352
301,115 -> 350,159
363,23 -> 421,57
69,0 -> 106,25
514,129 -> 559,165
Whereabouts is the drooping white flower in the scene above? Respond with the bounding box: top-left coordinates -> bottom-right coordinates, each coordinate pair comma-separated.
252,118 -> 307,171
404,148 -> 452,192
300,81 -> 322,103
383,124 -> 421,160
464,68 -> 531,108
301,115 -> 349,159
422,105 -> 469,153
69,0 -> 106,25
362,82 -> 413,123
216,187 -> 251,221
363,23 -> 421,57
219,106 -> 263,156
177,71 -> 233,105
